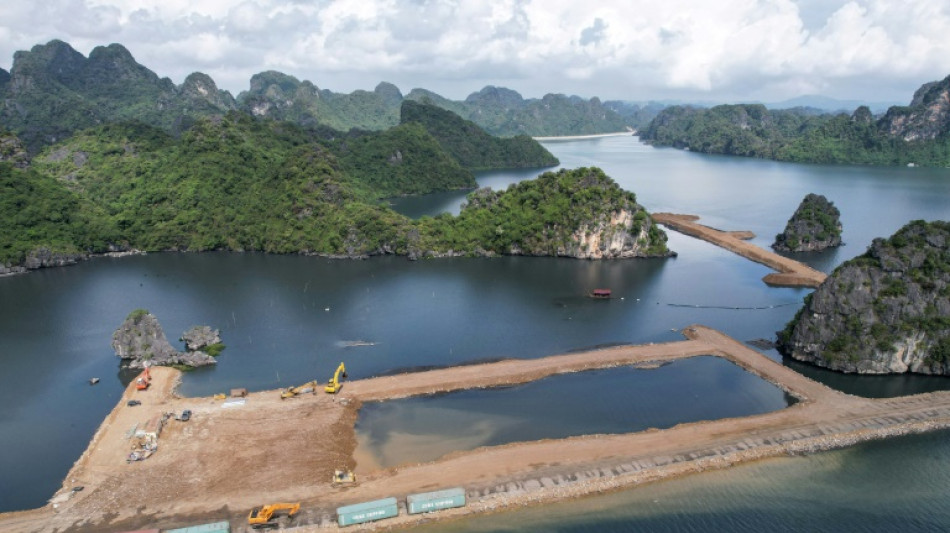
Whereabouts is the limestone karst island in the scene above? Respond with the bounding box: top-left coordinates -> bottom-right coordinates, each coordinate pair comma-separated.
1,30 -> 949,533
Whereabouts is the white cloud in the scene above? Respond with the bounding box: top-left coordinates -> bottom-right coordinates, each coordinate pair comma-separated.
1,0 -> 949,103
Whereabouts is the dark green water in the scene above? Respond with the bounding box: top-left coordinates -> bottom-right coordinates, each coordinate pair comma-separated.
1,136 -> 948,524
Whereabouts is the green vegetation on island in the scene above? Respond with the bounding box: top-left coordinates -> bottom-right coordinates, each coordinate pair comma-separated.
0,40 -> 633,158
400,100 -> 559,170
0,161 -> 111,266
28,114 -> 410,256
0,40 -> 235,153
0,39 -> 668,272
778,220 -> 950,374
2,107 -> 666,270
772,193 -> 842,252
331,122 -> 476,198
414,167 -> 671,259
641,75 -> 950,166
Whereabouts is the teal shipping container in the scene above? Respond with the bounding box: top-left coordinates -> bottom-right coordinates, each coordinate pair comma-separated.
164,521 -> 229,533
337,497 -> 398,526
407,487 -> 466,514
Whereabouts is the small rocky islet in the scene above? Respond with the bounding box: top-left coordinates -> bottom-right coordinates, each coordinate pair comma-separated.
778,220 -> 950,375
112,310 -> 221,369
772,193 -> 842,253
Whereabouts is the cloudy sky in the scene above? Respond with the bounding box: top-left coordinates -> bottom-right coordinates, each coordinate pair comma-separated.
1,0 -> 949,104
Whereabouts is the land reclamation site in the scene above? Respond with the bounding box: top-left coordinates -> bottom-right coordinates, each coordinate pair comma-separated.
0,215 -> 946,532
2,324 -> 950,532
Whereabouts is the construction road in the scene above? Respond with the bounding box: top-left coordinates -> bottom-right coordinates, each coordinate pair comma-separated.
653,212 -> 828,288
2,326 -> 949,532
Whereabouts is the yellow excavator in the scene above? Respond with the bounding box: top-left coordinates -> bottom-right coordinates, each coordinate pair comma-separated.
248,502 -> 300,528
325,362 -> 347,393
280,380 -> 318,399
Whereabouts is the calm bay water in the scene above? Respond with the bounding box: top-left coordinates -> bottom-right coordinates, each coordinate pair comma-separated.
417,428 -> 950,533
355,357 -> 796,470
1,136 -> 948,525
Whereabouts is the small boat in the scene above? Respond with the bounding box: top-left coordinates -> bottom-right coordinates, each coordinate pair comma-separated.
89,377 -> 100,385
589,289 -> 612,299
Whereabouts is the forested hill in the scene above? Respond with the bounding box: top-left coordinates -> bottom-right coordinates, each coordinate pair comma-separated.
413,167 -> 671,259
400,100 -> 559,170
0,40 -> 235,153
778,220 -> 950,375
243,78 -> 633,138
640,75 -> 950,166
1,114 -> 667,270
0,40 -> 633,156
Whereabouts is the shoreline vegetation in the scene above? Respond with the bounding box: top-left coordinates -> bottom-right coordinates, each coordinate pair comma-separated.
2,154 -> 672,273
639,75 -> 950,168
4,326 -> 950,532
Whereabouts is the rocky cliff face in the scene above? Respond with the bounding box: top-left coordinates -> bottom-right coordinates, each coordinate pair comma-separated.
559,208 -> 660,259
0,246 -> 88,276
180,325 -> 221,351
773,193 -> 842,252
0,132 -> 29,168
880,74 -> 950,142
778,220 -> 950,374
0,40 -> 236,153
438,167 -> 672,260
112,310 -> 217,369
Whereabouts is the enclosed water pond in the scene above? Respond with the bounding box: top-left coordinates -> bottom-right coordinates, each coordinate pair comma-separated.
354,356 -> 796,470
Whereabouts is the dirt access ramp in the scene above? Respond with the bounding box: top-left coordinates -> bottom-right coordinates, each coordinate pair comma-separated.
653,213 -> 827,288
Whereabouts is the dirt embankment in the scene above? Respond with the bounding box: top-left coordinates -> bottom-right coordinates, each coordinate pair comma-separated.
653,213 -> 827,288
3,326 -> 950,532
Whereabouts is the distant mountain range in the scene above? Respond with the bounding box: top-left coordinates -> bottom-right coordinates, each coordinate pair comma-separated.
640,75 -> 950,167
0,40 -> 635,154
764,95 -> 901,114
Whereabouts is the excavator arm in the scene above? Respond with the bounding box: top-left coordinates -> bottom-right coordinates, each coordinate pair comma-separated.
325,362 -> 347,393
248,502 -> 300,528
280,380 -> 318,399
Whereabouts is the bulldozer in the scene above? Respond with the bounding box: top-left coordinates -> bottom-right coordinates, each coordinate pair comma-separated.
333,468 -> 356,484
280,380 -> 318,399
325,362 -> 347,393
248,502 -> 300,529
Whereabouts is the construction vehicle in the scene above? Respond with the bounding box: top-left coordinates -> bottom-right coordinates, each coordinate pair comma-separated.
135,364 -> 151,391
280,380 -> 318,399
325,362 -> 347,393
248,502 -> 300,529
333,468 -> 356,484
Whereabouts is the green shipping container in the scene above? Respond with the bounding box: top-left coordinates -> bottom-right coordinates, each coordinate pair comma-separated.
164,521 -> 229,533
337,497 -> 398,527
407,487 -> 466,514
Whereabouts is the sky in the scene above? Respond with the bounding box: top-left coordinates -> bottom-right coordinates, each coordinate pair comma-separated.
1,0 -> 949,105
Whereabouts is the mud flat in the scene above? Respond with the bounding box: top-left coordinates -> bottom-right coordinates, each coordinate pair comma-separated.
653,213 -> 828,288
3,327 -> 950,532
